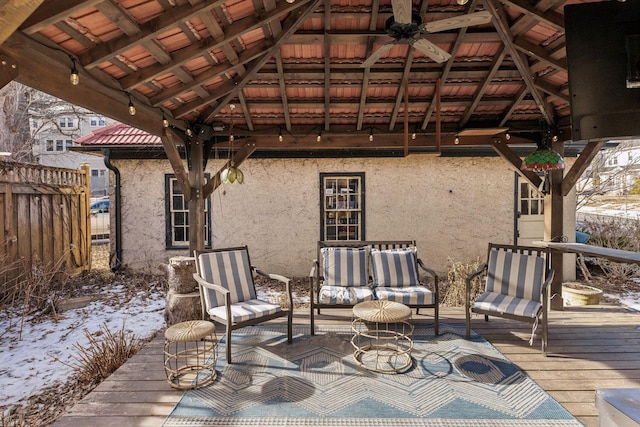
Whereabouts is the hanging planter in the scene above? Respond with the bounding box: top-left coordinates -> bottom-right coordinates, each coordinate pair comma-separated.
562,282 -> 603,306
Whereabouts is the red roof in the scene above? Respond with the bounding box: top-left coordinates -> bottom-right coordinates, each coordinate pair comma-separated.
76,123 -> 160,146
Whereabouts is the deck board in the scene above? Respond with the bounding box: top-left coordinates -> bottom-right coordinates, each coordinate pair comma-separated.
51,302 -> 640,427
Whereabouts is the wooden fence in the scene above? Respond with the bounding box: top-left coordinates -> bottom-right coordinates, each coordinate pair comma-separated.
0,161 -> 91,284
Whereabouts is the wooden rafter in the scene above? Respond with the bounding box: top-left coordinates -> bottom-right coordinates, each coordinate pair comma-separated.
275,53 -> 292,131
420,0 -> 479,130
491,138 -> 542,189
203,0 -> 323,123
0,0 -> 44,45
562,141 -> 606,196
460,46 -> 507,128
161,128 -> 192,201
485,0 -> 554,125
324,0 -> 331,131
202,142 -> 257,198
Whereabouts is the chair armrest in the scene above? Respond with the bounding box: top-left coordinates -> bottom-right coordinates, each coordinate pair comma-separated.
542,269 -> 555,293
255,269 -> 293,308
465,262 -> 488,306
192,273 -> 229,296
309,259 -> 317,278
417,258 -> 439,301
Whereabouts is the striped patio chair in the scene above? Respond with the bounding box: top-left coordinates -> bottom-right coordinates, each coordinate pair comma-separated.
371,247 -> 439,335
194,246 -> 293,363
465,243 -> 554,355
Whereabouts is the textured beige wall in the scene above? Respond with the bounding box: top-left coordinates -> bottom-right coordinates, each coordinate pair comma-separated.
113,156 -> 539,276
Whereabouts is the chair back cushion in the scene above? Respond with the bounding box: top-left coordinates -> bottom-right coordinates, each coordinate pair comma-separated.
486,249 -> 545,302
197,248 -> 257,307
370,247 -> 419,287
321,247 -> 369,287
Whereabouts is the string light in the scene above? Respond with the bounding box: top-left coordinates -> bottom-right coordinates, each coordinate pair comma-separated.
69,56 -> 79,86
161,111 -> 169,128
185,128 -> 194,137
505,132 -> 511,140
411,131 -> 417,140
278,128 -> 283,142
317,131 -> 322,142
369,128 -> 374,142
454,136 -> 460,144
126,92 -> 136,116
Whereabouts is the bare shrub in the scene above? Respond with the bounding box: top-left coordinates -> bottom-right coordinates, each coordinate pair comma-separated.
442,257 -> 484,307
583,216 -> 640,280
56,321 -> 144,384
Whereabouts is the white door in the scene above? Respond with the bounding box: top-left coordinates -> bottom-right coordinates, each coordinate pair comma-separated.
516,175 -> 545,246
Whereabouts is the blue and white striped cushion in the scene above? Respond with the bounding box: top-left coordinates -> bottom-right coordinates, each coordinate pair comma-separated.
318,285 -> 375,305
321,247 -> 369,287
473,292 -> 542,319
197,249 -> 257,308
375,286 -> 434,305
208,299 -> 282,323
486,249 -> 545,302
370,247 -> 419,287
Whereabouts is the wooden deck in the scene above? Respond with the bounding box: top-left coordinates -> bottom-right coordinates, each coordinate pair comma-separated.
51,302 -> 640,427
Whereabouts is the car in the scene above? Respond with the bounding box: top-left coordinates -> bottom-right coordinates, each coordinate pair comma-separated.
90,200 -> 110,214
90,199 -> 110,239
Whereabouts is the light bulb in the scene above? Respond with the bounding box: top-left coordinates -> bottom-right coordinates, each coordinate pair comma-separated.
126,92 -> 136,116
163,118 -> 169,128
456,0 -> 469,4
229,134 -> 234,142
369,129 -> 374,142
411,132 -> 416,140
186,128 -> 193,137
454,136 -> 460,144
69,58 -> 79,85
70,69 -> 79,86
317,132 -> 322,142
505,132 -> 511,140
278,129 -> 283,142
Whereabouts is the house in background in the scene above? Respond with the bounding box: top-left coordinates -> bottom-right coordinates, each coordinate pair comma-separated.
577,140 -> 640,197
77,123 -> 579,280
30,106 -> 115,197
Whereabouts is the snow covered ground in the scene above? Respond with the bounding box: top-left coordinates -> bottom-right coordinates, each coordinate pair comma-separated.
0,282 -> 166,408
0,278 -> 307,411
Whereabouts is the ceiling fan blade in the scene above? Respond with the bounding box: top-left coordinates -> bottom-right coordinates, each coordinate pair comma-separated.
391,0 -> 413,25
423,11 -> 492,33
361,42 -> 395,67
411,38 -> 451,63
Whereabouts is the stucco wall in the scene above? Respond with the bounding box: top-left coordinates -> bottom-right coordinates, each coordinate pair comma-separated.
113,155 -> 519,276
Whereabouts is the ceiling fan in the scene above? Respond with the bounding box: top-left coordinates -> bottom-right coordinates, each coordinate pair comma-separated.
361,0 -> 492,67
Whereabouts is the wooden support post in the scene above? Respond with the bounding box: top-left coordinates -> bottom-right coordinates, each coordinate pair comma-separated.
547,139 -> 565,311
187,138 -> 205,256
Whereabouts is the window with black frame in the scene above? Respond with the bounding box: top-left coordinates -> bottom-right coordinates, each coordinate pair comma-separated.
165,175 -> 212,249
320,173 -> 365,241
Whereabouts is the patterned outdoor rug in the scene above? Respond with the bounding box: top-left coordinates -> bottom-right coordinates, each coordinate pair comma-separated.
162,324 -> 583,427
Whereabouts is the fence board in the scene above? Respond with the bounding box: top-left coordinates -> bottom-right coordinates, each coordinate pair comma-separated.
0,161 -> 90,286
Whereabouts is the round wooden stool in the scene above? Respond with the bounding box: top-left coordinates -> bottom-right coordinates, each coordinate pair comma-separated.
163,320 -> 218,389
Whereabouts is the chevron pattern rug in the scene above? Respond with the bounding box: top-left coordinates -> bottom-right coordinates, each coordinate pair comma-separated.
162,324 -> 583,427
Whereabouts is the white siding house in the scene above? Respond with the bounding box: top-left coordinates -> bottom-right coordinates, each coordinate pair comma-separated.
30,109 -> 114,197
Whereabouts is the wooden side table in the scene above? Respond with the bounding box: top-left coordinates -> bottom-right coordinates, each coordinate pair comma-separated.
164,320 -> 218,389
351,300 -> 414,373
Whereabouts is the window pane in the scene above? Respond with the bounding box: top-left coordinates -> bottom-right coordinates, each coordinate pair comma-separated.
172,195 -> 183,210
